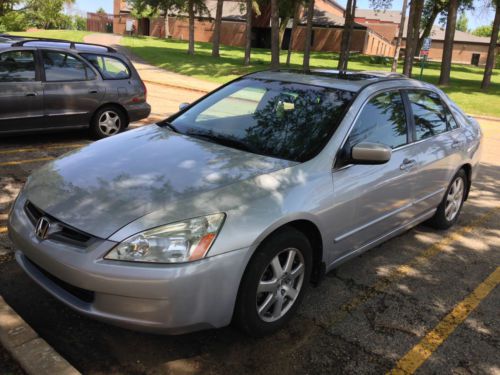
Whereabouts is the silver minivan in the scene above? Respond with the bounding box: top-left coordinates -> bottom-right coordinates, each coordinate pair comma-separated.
8,70 -> 482,336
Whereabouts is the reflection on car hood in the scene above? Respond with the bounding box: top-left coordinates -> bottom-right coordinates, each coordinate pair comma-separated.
24,125 -> 295,238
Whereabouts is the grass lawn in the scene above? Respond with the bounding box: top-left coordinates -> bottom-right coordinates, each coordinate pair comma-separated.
123,36 -> 500,117
7,30 -> 92,43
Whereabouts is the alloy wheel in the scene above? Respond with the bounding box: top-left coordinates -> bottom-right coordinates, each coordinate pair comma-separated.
256,247 -> 305,322
445,176 -> 464,221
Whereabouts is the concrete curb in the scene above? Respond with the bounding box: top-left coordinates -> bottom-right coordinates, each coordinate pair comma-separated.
0,295 -> 80,375
469,114 -> 500,122
142,79 -> 211,94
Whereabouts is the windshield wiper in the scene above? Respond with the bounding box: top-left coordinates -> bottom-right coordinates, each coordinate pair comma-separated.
186,132 -> 256,154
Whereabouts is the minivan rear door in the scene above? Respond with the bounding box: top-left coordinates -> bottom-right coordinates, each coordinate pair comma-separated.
40,50 -> 104,128
0,49 -> 44,133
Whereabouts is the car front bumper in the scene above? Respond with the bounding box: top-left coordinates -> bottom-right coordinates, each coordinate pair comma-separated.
8,196 -> 249,334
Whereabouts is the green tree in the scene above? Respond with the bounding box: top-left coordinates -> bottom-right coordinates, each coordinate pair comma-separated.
25,0 -> 75,29
472,24 -> 492,36
438,0 -> 459,85
303,0 -> 314,70
456,11 -> 468,31
338,0 -> 356,70
96,6 -> 107,14
270,0 -> 280,68
211,0 -> 223,57
481,0 -> 500,89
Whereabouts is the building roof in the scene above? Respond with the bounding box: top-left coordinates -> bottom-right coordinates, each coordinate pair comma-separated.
355,9 -> 402,23
357,8 -> 494,45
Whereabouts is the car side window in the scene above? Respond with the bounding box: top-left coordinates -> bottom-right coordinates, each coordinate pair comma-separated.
347,91 -> 408,149
407,91 -> 452,140
81,54 -> 130,80
0,51 -> 36,82
43,51 -> 94,82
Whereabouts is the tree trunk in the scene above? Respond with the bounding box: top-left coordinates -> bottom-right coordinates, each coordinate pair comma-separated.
187,0 -> 195,55
271,0 -> 280,68
391,0 -> 408,72
164,13 -> 170,38
338,0 -> 356,70
212,0 -> 224,57
416,3 -> 441,55
403,0 -> 424,77
303,0 -> 314,70
279,16 -> 290,50
244,0 -> 252,65
286,2 -> 301,66
481,3 -> 500,90
438,0 -> 458,85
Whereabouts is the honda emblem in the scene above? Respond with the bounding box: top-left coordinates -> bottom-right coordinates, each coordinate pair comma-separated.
35,217 -> 51,240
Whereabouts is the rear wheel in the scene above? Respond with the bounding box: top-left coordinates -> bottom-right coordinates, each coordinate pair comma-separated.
90,106 -> 126,139
234,228 -> 312,337
427,169 -> 467,229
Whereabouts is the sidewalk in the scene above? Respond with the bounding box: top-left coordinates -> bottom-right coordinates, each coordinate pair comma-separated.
83,34 -> 219,93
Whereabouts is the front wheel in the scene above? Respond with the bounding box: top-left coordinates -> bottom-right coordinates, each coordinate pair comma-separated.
234,228 -> 312,337
427,169 -> 467,230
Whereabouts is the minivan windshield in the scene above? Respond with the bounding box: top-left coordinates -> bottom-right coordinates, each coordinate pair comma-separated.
168,78 -> 355,162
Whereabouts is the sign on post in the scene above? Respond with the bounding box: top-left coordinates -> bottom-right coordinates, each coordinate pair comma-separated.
419,38 -> 432,80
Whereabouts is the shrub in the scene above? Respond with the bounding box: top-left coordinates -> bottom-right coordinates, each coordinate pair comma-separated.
0,11 -> 28,32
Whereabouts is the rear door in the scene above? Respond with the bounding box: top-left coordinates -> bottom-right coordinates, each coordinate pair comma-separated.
41,50 -> 104,128
0,49 -> 43,133
404,90 -> 466,215
331,90 -> 420,258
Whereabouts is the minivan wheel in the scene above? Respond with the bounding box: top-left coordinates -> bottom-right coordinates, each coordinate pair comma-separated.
234,227 -> 312,337
427,169 -> 467,230
90,106 -> 126,139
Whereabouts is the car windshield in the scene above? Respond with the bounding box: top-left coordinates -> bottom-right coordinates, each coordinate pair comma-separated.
168,78 -> 355,162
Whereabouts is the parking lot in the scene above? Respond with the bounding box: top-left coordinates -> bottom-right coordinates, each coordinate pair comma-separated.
0,82 -> 499,374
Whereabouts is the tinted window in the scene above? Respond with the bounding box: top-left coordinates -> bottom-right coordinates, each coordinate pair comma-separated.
0,51 -> 36,82
348,91 -> 408,149
43,51 -> 93,82
82,54 -> 130,79
408,91 -> 451,140
170,78 -> 355,162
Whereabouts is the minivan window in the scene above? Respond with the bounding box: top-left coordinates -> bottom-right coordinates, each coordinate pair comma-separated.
82,54 -> 130,80
408,91 -> 450,140
0,51 -> 36,82
43,51 -> 93,82
170,78 -> 355,162
347,91 -> 408,149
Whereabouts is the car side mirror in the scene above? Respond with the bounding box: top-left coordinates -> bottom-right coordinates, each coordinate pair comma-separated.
351,142 -> 392,165
179,102 -> 190,111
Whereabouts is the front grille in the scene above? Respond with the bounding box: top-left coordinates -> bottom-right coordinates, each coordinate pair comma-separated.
24,201 -> 94,247
26,257 -> 95,304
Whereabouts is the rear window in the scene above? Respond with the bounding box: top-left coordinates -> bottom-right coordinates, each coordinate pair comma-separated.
81,54 -> 130,80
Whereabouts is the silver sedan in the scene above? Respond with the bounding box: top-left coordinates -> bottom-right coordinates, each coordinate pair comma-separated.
8,70 -> 482,336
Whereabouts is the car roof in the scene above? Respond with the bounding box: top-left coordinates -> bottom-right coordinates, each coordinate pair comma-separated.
0,35 -> 118,55
248,69 -> 414,92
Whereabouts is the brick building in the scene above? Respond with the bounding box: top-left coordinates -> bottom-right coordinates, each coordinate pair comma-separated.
355,8 -> 500,65
112,0 -> 395,56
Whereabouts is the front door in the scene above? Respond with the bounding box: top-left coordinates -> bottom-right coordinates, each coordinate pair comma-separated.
330,90 -> 419,261
41,50 -> 103,128
0,50 -> 44,133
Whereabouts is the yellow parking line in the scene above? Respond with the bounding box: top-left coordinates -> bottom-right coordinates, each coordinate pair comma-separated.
326,206 -> 500,327
0,143 -> 86,155
388,266 -> 500,375
0,226 -> 7,234
0,157 -> 54,167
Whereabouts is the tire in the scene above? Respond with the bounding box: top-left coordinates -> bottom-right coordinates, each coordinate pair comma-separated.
427,169 -> 467,230
90,106 -> 127,139
234,227 -> 312,337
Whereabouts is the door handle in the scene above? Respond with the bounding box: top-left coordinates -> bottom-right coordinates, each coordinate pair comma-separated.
452,140 -> 464,149
400,158 -> 416,171
89,90 -> 98,94
25,92 -> 37,97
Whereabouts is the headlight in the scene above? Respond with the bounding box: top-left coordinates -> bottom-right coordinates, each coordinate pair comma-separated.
105,213 -> 225,264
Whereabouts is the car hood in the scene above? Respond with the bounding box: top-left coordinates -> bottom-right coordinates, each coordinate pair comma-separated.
23,125 -> 295,239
